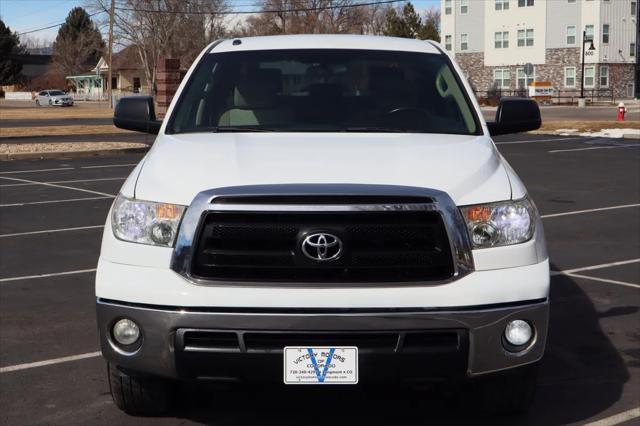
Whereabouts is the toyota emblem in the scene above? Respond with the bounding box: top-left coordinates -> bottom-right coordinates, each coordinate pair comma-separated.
301,232 -> 343,262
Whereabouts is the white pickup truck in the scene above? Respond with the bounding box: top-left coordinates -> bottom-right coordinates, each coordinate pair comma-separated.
97,35 -> 548,416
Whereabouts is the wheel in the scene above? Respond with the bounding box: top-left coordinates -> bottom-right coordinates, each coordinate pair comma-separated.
474,363 -> 538,415
107,362 -> 173,416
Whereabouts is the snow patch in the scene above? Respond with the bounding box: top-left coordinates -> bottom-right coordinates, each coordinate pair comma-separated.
555,129 -> 578,136
551,128 -> 639,138
577,128 -> 640,138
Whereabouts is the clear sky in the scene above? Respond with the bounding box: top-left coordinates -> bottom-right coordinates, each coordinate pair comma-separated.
0,0 -> 441,44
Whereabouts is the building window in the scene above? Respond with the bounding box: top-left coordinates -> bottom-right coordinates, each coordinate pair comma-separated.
445,35 -> 452,51
133,77 -> 141,93
460,0 -> 468,14
518,29 -> 534,47
495,32 -> 509,48
494,69 -> 511,89
631,43 -> 636,57
600,66 -> 609,87
495,0 -> 509,10
460,33 -> 469,51
584,66 -> 595,88
602,24 -> 609,44
564,67 -> 576,87
526,29 -> 534,46
518,0 -> 534,6
585,25 -> 594,42
111,76 -> 118,90
632,1 -> 637,16
516,68 -> 534,89
568,0 -> 576,3
566,26 -> 576,45
445,0 -> 452,15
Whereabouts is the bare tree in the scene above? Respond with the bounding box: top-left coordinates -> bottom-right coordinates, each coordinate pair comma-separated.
88,0 -> 229,93
240,0 -> 384,36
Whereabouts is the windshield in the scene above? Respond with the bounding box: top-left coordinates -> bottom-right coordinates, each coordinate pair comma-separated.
49,90 -> 65,96
168,49 -> 479,135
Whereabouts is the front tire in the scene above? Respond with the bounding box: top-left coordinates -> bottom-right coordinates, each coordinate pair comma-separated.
108,362 -> 173,416
475,363 -> 538,415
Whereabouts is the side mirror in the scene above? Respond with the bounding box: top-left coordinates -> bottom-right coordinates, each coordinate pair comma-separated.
487,97 -> 541,136
114,96 -> 161,134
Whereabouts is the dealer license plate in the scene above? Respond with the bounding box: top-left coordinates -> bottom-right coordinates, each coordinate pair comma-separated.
283,346 -> 358,384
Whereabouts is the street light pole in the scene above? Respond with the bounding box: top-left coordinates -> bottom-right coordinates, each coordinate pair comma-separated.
580,30 -> 586,99
107,0 -> 115,109
579,30 -> 596,106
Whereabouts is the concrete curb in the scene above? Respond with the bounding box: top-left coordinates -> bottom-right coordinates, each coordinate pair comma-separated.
0,131 -> 138,141
531,130 -> 640,140
1,147 -> 149,161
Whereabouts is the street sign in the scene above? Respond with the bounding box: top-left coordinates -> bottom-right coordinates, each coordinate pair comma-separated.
524,63 -> 534,76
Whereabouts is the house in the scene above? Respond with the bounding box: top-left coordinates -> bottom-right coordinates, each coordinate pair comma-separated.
0,54 -> 53,94
441,0 -> 638,100
66,46 -> 151,99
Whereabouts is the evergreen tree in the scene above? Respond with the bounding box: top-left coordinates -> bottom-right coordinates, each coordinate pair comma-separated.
0,19 -> 27,85
382,2 -> 440,42
419,8 -> 441,42
52,7 -> 105,76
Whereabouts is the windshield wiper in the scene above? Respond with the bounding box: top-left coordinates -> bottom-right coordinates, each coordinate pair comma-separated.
342,126 -> 412,133
211,126 -> 275,132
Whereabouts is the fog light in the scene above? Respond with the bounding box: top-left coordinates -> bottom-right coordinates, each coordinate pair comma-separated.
504,319 -> 532,347
113,318 -> 140,346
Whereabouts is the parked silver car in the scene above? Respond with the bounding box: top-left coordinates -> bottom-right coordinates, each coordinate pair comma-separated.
35,90 -> 74,107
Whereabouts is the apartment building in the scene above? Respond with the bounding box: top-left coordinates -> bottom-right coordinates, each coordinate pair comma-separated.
441,0 -> 638,99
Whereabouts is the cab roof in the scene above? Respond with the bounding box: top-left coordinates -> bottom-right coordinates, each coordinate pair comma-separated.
210,34 -> 442,55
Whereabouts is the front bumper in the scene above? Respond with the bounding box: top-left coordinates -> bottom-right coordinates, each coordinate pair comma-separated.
97,298 -> 548,382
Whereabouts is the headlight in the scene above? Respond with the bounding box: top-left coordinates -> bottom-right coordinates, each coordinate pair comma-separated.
111,194 -> 186,247
460,197 -> 536,248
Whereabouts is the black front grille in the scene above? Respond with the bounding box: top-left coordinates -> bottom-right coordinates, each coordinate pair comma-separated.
191,210 -> 454,283
180,329 -> 463,354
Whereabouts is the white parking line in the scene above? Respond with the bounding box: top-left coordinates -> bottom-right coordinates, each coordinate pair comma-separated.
0,167 -> 74,175
0,225 -> 104,238
583,407 -> 640,426
0,177 -> 126,188
0,176 -> 115,197
495,137 -> 584,145
0,352 -> 101,374
551,259 -> 640,289
0,163 -> 136,175
563,273 -> 640,289
81,163 -> 138,169
0,196 -> 113,207
557,258 -> 640,275
549,145 -> 640,153
541,204 -> 640,219
0,268 -> 97,283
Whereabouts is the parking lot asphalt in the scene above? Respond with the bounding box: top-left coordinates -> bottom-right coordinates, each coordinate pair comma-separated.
0,135 -> 638,425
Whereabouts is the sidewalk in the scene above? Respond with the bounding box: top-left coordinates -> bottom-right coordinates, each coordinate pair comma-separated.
482,103 -> 639,122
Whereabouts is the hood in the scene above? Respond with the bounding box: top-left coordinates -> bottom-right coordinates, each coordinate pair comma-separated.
134,133 -> 512,207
